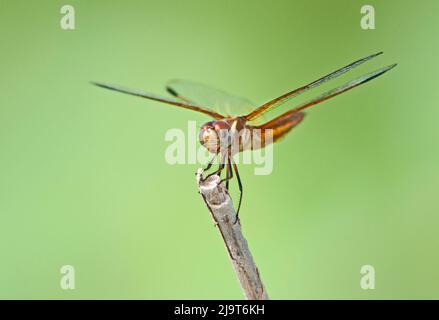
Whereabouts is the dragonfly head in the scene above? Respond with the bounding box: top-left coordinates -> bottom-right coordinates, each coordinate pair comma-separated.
199,120 -> 231,153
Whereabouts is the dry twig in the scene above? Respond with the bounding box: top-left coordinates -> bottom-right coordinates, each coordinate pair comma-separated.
196,169 -> 268,300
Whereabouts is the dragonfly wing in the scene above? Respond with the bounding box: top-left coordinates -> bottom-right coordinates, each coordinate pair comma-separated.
245,52 -> 386,122
166,79 -> 257,118
92,81 -> 224,119
286,63 -> 397,114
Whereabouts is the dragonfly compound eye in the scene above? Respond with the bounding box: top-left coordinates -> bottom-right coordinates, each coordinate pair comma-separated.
199,125 -> 220,153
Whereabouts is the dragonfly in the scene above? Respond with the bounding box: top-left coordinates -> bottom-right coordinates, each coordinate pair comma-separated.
92,52 -> 396,221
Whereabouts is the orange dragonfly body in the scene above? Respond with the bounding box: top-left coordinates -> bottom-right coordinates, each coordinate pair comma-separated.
93,52 -> 396,220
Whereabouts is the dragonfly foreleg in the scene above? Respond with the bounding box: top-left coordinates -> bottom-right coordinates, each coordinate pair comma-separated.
206,153 -> 227,179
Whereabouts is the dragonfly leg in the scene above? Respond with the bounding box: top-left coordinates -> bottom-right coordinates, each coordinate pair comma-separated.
220,156 -> 233,189
232,161 -> 243,224
206,153 -> 226,179
202,155 -> 217,172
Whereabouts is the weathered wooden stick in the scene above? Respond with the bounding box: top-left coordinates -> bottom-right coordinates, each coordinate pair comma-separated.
196,169 -> 268,300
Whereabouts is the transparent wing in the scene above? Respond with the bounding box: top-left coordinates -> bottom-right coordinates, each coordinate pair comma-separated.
245,52 -> 386,122
285,63 -> 397,114
256,63 -> 396,124
91,81 -> 224,119
166,79 -> 257,118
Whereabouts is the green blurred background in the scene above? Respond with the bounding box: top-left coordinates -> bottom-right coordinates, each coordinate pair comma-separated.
1,0 -> 438,299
